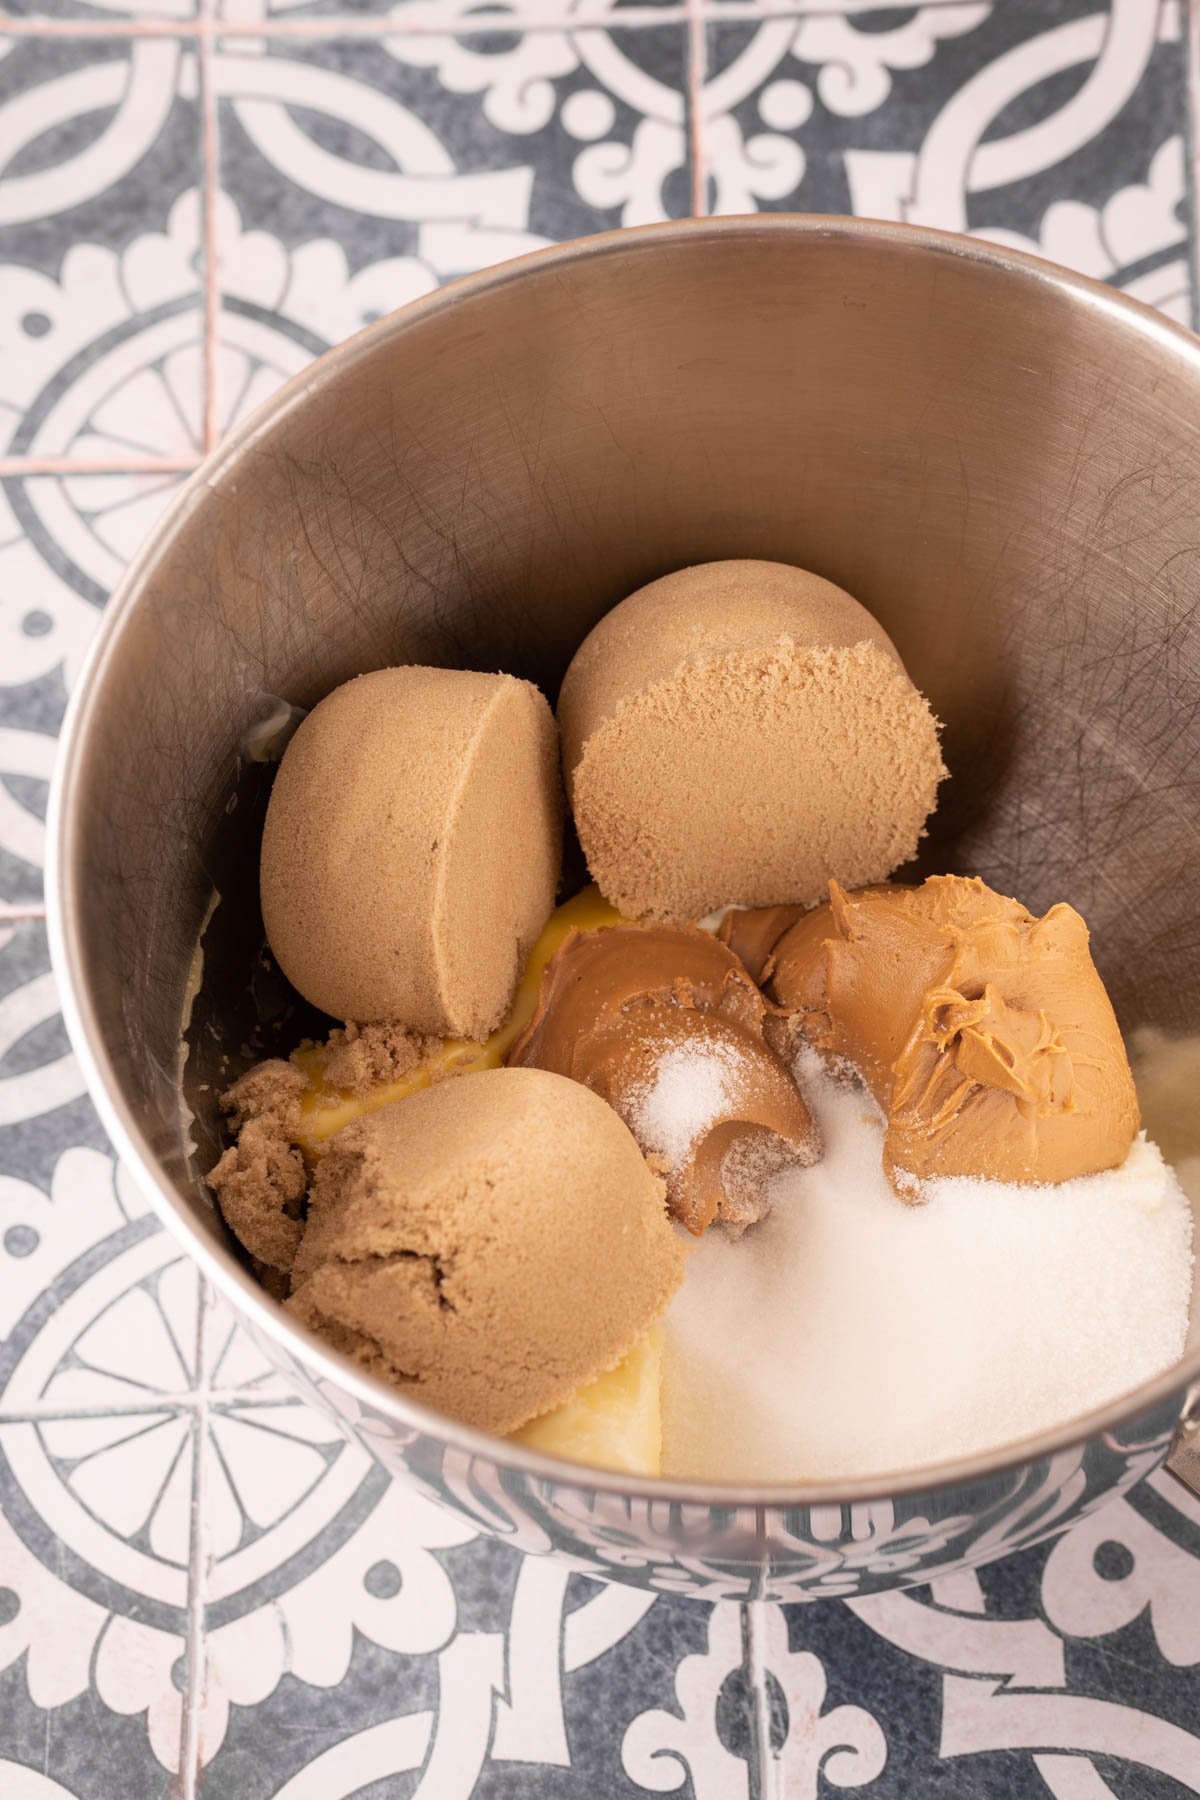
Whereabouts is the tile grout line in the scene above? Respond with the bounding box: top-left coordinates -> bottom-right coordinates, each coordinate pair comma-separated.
0,1394 -> 310,1422
684,0 -> 709,217
0,457 -> 203,476
0,9 -> 685,32
176,1278 -> 215,1798
0,0 -> 986,39
1186,0 -> 1200,335
198,0 -> 221,455
746,1601 -> 777,1800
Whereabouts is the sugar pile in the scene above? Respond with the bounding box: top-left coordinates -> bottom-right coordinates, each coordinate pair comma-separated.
628,1043 -> 741,1166
662,1052 -> 1195,1481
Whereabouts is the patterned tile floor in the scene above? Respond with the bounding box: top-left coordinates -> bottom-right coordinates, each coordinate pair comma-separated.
2,1 -> 1200,1794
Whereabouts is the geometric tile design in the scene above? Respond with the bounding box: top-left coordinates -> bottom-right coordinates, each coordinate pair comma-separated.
2,2 -> 1198,1793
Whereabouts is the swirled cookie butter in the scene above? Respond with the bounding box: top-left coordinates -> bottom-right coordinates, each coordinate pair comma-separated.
508,923 -> 819,1234
724,875 -> 1140,1194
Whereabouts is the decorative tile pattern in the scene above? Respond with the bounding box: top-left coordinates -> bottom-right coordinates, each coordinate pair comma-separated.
0,36 -> 205,457
217,25 -> 696,249
702,0 -> 1191,321
2,1 -> 1199,1794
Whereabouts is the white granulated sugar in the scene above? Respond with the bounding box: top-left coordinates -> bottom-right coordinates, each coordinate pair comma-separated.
663,1051 -> 1195,1482
628,1043 -> 741,1167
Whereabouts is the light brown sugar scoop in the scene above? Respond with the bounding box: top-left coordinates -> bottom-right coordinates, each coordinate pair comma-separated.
557,559 -> 947,923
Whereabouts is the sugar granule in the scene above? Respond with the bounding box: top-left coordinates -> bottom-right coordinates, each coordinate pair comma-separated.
662,1051 -> 1195,1481
627,1042 -> 743,1167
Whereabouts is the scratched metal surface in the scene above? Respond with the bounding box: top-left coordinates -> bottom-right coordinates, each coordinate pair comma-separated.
2,2 -> 1200,1796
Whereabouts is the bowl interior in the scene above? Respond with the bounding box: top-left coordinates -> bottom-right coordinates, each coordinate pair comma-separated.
56,220 -> 1200,1468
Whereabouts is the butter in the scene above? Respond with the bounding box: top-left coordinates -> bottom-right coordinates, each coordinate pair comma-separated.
292,886 -> 623,1152
511,1325 -> 663,1474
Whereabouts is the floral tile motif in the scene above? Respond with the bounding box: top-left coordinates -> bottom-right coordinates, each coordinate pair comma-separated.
2,0 -> 1200,1795
203,22 -> 695,431
763,1475 -> 1200,1798
217,0 -> 683,25
196,1499 -> 745,1797
0,36 -> 205,455
216,22 -> 695,262
0,921 -> 109,1181
4,0 -> 197,21
0,474 -> 153,907
703,0 -> 1191,321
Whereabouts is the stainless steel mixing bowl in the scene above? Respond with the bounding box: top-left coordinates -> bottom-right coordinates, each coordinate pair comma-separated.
48,216 -> 1200,1600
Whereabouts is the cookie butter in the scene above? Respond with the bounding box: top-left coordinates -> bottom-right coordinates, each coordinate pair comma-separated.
738,876 -> 1140,1194
507,924 -> 819,1234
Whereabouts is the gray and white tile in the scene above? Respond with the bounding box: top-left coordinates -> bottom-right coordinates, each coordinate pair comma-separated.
702,0 -> 1191,321
2,0 -> 1200,1794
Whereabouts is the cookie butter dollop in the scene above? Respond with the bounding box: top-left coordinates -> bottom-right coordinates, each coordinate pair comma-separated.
728,876 -> 1140,1194
507,924 -> 819,1234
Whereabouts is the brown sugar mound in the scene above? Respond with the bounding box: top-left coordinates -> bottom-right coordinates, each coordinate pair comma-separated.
206,1059 -> 309,1278
261,666 -> 563,1037
287,1065 -> 686,1435
557,561 -> 946,923
205,1023 -> 438,1280
757,876 -> 1141,1193
320,1021 -> 441,1096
